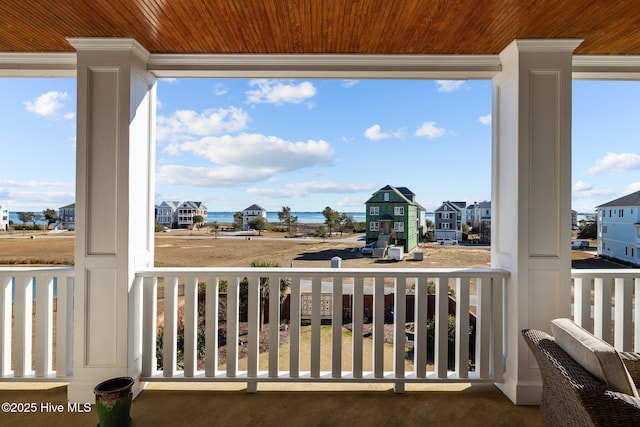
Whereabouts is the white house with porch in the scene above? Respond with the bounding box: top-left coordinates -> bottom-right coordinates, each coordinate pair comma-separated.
1,2 -> 640,414
597,190 -> 640,266
0,204 -> 8,231
242,204 -> 267,231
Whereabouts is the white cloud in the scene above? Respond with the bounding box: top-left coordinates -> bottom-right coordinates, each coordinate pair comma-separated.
478,114 -> 492,125
572,180 -> 616,198
23,91 -> 71,117
246,79 -> 317,105
159,78 -> 177,83
364,124 -> 390,141
587,152 -> 640,175
156,107 -> 249,142
213,83 -> 228,96
341,80 -> 359,87
0,179 -> 72,188
172,134 -> 333,171
415,121 -> 446,139
158,134 -> 334,187
436,80 -> 465,93
627,182 -> 640,193
247,181 -> 377,198
156,165 -> 273,187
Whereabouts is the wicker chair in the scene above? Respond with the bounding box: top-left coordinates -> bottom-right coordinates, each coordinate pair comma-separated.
522,328 -> 640,426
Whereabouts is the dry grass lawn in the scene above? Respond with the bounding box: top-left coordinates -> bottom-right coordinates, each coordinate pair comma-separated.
0,229 -> 492,268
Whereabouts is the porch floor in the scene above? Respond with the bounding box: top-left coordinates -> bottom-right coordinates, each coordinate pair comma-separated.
0,382 -> 544,426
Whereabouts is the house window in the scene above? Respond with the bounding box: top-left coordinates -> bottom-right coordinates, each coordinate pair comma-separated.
384,193 -> 389,202
441,223 -> 450,230
603,225 -> 607,234
370,206 -> 379,215
620,209 -> 624,218
442,212 -> 451,220
394,206 -> 404,216
370,221 -> 379,231
394,221 -> 404,232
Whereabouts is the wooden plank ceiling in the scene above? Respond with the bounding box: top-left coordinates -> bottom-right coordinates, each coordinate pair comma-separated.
1,0 -> 640,55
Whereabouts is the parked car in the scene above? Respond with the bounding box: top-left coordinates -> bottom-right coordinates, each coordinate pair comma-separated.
437,238 -> 458,246
571,239 -> 589,250
361,243 -> 375,255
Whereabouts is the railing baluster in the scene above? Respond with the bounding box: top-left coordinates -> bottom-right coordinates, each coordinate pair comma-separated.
35,275 -> 53,377
247,275 -> 260,392
491,276 -> 505,380
435,277 -> 449,379
268,275 -> 280,378
332,277 -> 342,378
163,276 -> 178,378
204,276 -> 219,377
311,276 -> 321,378
226,276 -> 240,378
142,276 -> 157,377
56,276 -> 73,378
635,278 -> 640,352
455,277 -> 470,379
183,276 -> 198,377
414,276 -> 427,378
373,275 -> 385,378
573,277 -> 591,328
594,277 -> 611,342
614,277 -> 632,352
393,276 -> 406,393
475,277 -> 490,378
352,276 -> 363,378
0,275 -> 13,376
14,275 -> 33,377
289,277 -> 301,378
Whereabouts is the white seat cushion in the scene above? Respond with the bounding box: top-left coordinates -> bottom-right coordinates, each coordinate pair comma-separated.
551,318 -> 639,398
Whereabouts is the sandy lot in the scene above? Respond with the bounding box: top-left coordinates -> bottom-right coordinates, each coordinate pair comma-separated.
0,229 -> 493,269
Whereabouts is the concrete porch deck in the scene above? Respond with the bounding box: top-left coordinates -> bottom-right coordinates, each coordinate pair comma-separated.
1,382 -> 543,426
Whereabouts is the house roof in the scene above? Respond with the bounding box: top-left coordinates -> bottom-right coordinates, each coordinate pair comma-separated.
244,204 -> 266,212
596,191 -> 640,208
436,201 -> 467,212
181,201 -> 207,210
1,1 -> 640,55
59,203 -> 75,209
366,185 -> 418,206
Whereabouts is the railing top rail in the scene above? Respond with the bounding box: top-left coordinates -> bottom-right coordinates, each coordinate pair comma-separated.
136,267 -> 510,279
571,268 -> 640,278
0,266 -> 74,276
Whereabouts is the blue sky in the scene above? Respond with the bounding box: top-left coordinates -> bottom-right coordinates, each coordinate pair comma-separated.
0,77 -> 639,214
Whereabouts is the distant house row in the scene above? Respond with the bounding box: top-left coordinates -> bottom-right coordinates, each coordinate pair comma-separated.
434,200 -> 492,243
155,201 -> 208,229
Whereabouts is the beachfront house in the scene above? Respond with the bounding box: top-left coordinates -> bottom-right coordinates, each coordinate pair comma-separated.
467,201 -> 492,243
0,204 -> 8,231
155,201 -> 180,229
58,203 -> 76,230
596,190 -> 640,266
4,3 -> 640,418
176,201 -> 207,229
435,201 -> 467,242
242,204 -> 267,231
365,185 -> 422,253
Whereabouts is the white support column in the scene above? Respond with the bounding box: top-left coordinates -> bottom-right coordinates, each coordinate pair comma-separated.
67,38 -> 156,402
492,39 -> 581,404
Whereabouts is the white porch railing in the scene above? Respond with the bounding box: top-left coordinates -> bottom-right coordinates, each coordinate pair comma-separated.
0,267 -> 74,380
571,269 -> 640,351
136,267 -> 509,392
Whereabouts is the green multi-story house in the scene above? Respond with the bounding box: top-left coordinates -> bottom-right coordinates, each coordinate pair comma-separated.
365,185 -> 425,253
